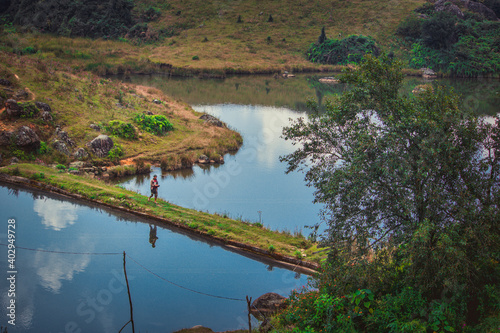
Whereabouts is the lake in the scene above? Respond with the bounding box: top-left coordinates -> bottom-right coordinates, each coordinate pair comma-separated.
115,73 -> 499,235
0,185 -> 308,332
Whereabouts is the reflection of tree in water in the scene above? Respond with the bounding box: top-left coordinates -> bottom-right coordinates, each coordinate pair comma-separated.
134,173 -> 148,186
307,76 -> 347,111
162,167 -> 195,180
8,188 -> 19,197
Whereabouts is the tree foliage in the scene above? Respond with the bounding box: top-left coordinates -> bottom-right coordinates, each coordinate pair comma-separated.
397,4 -> 500,76
307,34 -> 380,65
279,54 -> 500,331
5,0 -> 134,38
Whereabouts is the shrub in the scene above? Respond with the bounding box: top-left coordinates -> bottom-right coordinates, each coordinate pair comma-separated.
192,55 -> 199,60
18,102 -> 39,118
38,141 -> 48,155
133,114 -> 174,135
307,35 -> 380,65
104,120 -> 137,139
421,11 -> 458,49
396,15 -> 423,40
268,244 -> 276,253
56,164 -> 66,170
108,144 -> 124,161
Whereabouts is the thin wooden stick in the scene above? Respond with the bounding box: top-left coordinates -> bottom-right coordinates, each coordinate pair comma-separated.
123,251 -> 135,333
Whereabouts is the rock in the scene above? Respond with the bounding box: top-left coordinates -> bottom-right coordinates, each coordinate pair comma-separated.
435,0 -> 464,19
86,134 -> 114,158
102,173 -> 110,179
172,326 -> 214,333
69,169 -> 80,175
420,67 -> 437,78
465,0 -> 499,20
152,99 -> 162,104
146,111 -> 154,115
199,114 -> 226,128
412,84 -> 434,94
5,99 -> 21,117
89,123 -> 101,131
0,78 -> 12,86
251,292 -> 286,314
10,157 -> 19,164
0,131 -> 13,146
198,154 -> 209,164
13,89 -> 29,100
41,111 -> 53,122
52,140 -> 71,156
73,148 -> 89,160
55,127 -> 76,147
35,101 -> 52,112
15,126 -> 40,149
319,77 -> 340,84
69,161 -> 85,169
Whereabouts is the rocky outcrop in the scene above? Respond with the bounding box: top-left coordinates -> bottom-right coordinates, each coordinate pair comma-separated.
73,148 -> 89,160
0,79 -> 12,86
0,131 -> 13,146
5,99 -> 21,117
86,135 -> 114,157
251,292 -> 286,314
52,140 -> 71,156
435,0 -> 465,18
41,111 -> 53,122
55,127 -> 76,147
15,126 -> 40,150
35,101 -> 52,112
465,0 -> 499,20
421,67 -> 437,78
199,114 -> 226,128
89,123 -> 101,131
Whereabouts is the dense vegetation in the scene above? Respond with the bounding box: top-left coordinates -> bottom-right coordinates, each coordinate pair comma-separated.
274,55 -> 499,332
4,0 -> 135,38
307,33 -> 380,65
397,2 -> 500,76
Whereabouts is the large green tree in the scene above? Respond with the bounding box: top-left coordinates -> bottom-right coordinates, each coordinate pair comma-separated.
281,55 -> 499,327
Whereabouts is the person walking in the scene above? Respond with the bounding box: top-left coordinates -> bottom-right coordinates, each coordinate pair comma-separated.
148,174 -> 160,204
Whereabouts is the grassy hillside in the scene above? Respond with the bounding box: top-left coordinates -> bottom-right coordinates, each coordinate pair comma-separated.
0,50 -> 242,167
1,0 -> 426,75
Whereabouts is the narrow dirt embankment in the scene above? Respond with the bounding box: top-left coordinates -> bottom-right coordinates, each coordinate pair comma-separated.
0,164 -> 323,275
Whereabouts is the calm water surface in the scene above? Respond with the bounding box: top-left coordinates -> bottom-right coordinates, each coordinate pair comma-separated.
0,185 -> 308,332
116,74 -> 499,234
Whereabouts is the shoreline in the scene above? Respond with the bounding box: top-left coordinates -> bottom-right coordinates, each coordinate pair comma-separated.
0,171 -> 320,275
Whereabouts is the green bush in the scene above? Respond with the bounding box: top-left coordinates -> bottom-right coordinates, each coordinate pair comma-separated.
6,0 -> 134,38
104,120 -> 137,140
307,35 -> 379,65
38,141 -> 48,154
396,15 -> 423,41
108,144 -> 124,161
133,114 -> 174,136
18,102 -> 39,118
421,11 -> 458,49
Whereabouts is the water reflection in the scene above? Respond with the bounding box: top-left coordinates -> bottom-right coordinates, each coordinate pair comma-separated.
149,224 -> 158,248
33,197 -> 80,231
34,236 -> 93,293
0,184 -> 309,332
115,73 -> 499,115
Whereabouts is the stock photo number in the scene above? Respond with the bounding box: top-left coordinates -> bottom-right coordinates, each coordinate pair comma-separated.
7,218 -> 17,326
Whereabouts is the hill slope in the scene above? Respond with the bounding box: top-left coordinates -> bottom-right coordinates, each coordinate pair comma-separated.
1,0 -> 426,74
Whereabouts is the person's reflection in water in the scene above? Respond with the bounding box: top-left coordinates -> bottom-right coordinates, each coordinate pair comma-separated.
149,224 -> 159,248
